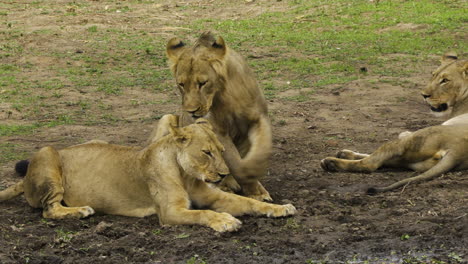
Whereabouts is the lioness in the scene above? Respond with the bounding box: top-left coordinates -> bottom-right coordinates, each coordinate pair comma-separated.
421,53 -> 468,125
321,54 -> 468,193
0,115 -> 296,232
161,32 -> 273,201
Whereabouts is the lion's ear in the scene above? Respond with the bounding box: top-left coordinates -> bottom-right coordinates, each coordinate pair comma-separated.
198,31 -> 226,58
441,52 -> 458,64
166,37 -> 186,63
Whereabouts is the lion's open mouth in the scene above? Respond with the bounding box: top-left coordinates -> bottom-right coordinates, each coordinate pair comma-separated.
430,103 -> 448,112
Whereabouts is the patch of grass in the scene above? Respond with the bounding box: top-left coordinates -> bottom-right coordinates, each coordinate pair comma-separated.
55,228 -> 75,243
0,143 -> 29,163
87,25 -> 98,33
0,124 -> 41,137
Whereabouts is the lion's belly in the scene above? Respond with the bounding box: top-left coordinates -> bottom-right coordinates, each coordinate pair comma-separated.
58,149 -> 157,217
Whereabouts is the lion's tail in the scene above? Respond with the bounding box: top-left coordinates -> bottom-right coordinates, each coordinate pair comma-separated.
15,160 -> 30,177
0,180 -> 24,202
367,152 -> 456,194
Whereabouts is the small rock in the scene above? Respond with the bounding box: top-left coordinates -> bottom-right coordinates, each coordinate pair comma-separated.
95,221 -> 113,233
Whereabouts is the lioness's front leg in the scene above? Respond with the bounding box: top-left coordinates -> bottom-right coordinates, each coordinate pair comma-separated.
191,183 -> 296,218
336,149 -> 369,160
147,179 -> 241,232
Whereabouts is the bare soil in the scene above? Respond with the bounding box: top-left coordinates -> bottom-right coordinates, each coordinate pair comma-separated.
0,1 -> 466,263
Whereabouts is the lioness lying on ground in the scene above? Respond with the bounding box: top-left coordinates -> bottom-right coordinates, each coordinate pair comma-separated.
321,54 -> 468,193
161,32 -> 273,201
0,115 -> 296,232
321,124 -> 468,193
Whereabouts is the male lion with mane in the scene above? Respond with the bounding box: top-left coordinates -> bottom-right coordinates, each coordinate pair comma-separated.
0,115 -> 296,232
321,53 -> 468,193
161,32 -> 273,201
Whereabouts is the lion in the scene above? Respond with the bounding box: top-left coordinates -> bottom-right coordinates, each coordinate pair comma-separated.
0,115 -> 296,232
321,54 -> 468,193
160,32 -> 273,201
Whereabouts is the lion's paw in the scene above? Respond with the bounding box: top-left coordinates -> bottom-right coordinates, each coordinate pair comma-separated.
266,204 -> 297,218
209,212 -> 242,233
243,182 -> 273,202
218,175 -> 241,193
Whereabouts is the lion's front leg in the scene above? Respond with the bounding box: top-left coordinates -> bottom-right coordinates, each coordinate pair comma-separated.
218,116 -> 273,202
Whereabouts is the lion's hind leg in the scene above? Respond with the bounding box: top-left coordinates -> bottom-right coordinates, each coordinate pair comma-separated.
23,146 -> 95,219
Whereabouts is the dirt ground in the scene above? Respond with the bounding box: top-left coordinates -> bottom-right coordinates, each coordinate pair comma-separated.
0,1 -> 467,263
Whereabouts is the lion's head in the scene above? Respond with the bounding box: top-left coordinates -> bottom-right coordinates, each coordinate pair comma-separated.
421,53 -> 468,117
170,118 -> 229,183
166,32 -> 228,118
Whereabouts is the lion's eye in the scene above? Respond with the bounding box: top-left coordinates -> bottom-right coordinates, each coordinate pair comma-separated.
440,78 -> 449,84
203,150 -> 213,157
198,81 -> 207,88
178,82 -> 184,87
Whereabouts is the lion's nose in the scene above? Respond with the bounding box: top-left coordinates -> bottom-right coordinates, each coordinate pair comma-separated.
422,93 -> 431,99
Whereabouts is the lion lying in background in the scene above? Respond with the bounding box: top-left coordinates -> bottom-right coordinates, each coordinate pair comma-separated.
321,54 -> 468,193
162,32 -> 273,201
0,115 -> 296,232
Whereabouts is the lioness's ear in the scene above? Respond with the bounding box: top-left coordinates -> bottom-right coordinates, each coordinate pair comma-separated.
198,31 -> 226,58
166,37 -> 186,63
462,61 -> 468,79
169,126 -> 190,145
441,52 -> 458,64
195,118 -> 213,130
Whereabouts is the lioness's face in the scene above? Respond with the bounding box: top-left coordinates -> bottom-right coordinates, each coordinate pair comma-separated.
421,55 -> 468,116
178,123 -> 229,184
174,54 -> 220,118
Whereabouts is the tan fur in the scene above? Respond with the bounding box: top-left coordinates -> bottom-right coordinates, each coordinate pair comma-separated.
321,55 -> 468,193
0,115 -> 296,232
421,53 -> 468,119
321,125 -> 468,193
162,32 -> 273,201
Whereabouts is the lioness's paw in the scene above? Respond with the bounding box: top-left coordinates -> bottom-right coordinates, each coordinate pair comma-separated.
320,158 -> 340,171
78,206 -> 95,218
266,204 -> 297,218
336,149 -> 357,159
209,212 -> 242,233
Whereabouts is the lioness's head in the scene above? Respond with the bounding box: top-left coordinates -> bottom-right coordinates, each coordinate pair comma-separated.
166,32 -> 228,118
421,53 -> 468,117
170,118 -> 229,183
